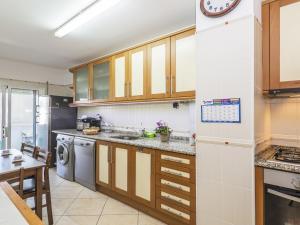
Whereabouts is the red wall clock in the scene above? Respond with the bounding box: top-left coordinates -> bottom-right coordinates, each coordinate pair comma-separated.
200,0 -> 241,18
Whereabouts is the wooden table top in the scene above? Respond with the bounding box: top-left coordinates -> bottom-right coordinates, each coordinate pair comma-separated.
0,149 -> 45,177
0,182 -> 43,225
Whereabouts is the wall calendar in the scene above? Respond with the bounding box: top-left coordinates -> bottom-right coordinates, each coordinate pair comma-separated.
201,98 -> 241,123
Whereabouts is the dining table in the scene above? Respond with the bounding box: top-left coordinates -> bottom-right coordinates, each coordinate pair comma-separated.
0,149 -> 45,219
0,181 -> 43,225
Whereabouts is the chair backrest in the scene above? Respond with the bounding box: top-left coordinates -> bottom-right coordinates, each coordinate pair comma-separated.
13,167 -> 25,197
20,143 -> 38,158
35,149 -> 52,183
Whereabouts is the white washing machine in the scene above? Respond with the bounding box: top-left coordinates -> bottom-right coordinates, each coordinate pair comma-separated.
56,134 -> 75,181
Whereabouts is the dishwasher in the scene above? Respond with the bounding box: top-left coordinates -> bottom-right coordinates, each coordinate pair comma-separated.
74,137 -> 96,191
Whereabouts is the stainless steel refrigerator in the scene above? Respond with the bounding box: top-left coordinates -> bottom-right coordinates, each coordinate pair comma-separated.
36,95 -> 77,167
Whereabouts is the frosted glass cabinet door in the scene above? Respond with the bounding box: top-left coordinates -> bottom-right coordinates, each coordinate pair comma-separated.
148,38 -> 171,98
112,145 -> 129,196
92,59 -> 110,100
112,53 -> 128,100
129,46 -> 147,99
171,29 -> 196,97
74,66 -> 89,102
133,148 -> 155,207
96,142 -> 111,188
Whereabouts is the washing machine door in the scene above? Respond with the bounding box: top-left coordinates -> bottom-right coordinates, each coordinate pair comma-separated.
57,144 -> 69,165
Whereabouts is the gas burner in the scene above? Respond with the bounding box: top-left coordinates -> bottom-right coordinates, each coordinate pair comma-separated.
274,146 -> 300,164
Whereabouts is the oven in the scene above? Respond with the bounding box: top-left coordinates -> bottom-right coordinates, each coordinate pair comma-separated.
264,169 -> 300,225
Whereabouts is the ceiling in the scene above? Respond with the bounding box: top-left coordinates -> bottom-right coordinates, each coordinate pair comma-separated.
0,0 -> 195,69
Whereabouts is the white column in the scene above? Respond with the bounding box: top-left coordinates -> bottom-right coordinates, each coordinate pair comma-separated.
195,1 -> 261,225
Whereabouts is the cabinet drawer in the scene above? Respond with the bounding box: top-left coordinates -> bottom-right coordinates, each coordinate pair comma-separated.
157,199 -> 193,224
158,151 -> 195,169
161,166 -> 190,179
157,184 -> 195,212
158,162 -> 194,183
161,154 -> 190,165
161,178 -> 191,193
161,191 -> 190,206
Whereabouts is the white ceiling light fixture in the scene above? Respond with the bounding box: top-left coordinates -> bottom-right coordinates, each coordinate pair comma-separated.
55,0 -> 121,38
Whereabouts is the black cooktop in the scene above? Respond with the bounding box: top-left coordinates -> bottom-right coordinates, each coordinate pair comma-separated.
274,146 -> 300,164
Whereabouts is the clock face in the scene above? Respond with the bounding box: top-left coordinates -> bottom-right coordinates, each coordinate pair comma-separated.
200,0 -> 241,18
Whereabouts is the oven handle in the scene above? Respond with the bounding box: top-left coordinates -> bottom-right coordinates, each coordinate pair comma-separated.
267,189 -> 300,203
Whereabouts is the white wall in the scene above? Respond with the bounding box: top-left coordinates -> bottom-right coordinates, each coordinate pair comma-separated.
196,1 -> 261,225
0,58 -> 72,85
78,102 -> 195,135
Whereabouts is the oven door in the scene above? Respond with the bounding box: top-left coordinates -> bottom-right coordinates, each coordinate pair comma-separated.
265,184 -> 300,225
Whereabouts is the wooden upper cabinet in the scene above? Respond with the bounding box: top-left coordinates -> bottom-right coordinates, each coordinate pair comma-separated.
73,65 -> 90,103
111,52 -> 129,101
267,0 -> 300,90
91,58 -> 111,101
171,29 -> 196,97
70,27 -> 196,104
128,46 -> 147,100
147,38 -> 171,99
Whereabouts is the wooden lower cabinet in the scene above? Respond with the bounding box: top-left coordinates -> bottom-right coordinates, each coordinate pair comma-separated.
256,167 -> 264,225
132,147 -> 156,207
95,140 -> 196,225
112,143 -> 131,196
96,141 -> 112,188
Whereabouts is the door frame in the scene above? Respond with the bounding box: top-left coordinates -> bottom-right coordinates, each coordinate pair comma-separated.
6,87 -> 38,149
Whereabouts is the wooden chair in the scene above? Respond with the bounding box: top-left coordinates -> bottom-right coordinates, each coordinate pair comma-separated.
12,150 -> 53,225
7,144 -> 38,185
20,143 -> 38,158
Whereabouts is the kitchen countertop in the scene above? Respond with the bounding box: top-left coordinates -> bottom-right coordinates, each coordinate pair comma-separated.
255,146 -> 300,174
53,129 -> 196,155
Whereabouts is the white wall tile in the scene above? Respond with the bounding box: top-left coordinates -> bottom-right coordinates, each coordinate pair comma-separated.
78,102 -> 195,134
221,145 -> 253,189
270,98 -> 300,145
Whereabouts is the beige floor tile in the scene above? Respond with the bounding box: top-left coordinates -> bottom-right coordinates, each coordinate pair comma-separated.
97,215 -> 138,225
138,213 -> 166,225
51,186 -> 83,199
50,174 -> 65,188
77,188 -> 109,200
102,198 -> 138,215
58,180 -> 84,188
56,216 -> 99,225
42,215 -> 61,225
43,198 -> 75,216
65,198 -> 106,216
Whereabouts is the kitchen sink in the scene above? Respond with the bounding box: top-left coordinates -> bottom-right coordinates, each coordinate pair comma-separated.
110,135 -> 140,140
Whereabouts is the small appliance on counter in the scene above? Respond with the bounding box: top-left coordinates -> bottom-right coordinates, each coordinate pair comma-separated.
76,119 -> 84,131
80,114 -> 102,131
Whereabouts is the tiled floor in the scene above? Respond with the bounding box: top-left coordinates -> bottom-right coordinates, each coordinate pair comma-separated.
26,168 -> 166,225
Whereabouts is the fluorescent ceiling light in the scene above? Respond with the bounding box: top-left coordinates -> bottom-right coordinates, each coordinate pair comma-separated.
55,0 -> 121,38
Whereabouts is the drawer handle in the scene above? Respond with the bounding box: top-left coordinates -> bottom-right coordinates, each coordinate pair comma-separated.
164,157 -> 184,163
163,194 -> 183,203
164,207 -> 183,217
163,169 -> 184,177
164,182 -> 183,191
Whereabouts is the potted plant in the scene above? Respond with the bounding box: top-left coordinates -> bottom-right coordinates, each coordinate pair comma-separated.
155,120 -> 172,142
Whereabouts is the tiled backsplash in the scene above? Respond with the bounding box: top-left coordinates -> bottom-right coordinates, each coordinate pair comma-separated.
270,98 -> 300,146
78,101 -> 196,136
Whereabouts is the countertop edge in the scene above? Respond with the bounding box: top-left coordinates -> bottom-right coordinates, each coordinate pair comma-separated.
53,130 -> 196,156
